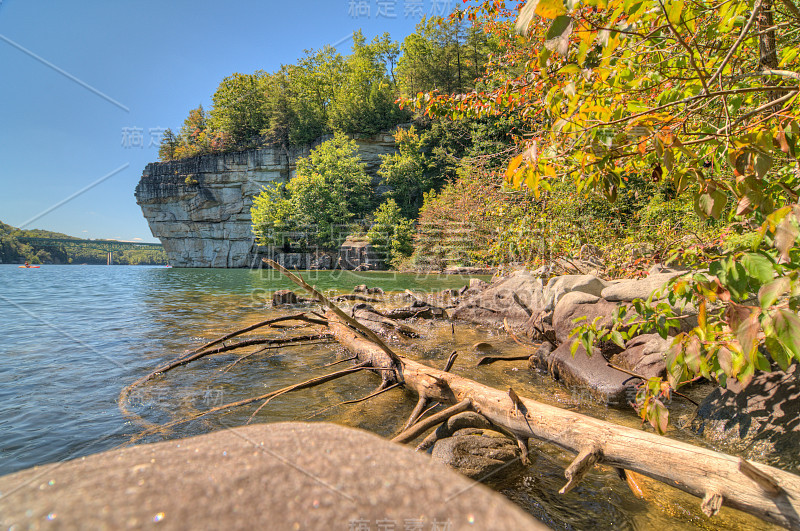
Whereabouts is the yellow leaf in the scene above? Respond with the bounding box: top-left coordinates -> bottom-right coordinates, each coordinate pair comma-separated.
524,167 -> 541,197
536,0 -> 567,18
505,153 -> 524,180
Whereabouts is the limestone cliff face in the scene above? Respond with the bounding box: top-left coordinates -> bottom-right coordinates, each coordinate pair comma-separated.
135,132 -> 396,268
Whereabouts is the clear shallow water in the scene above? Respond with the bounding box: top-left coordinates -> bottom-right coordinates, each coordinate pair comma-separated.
0,265 -> 776,529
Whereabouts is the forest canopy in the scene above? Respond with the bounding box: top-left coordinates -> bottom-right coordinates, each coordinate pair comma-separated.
159,20 -> 497,161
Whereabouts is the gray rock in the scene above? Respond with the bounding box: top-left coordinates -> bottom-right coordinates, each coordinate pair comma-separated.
693,365 -> 800,466
609,334 -> 670,379
353,284 -> 385,295
309,252 -> 333,270
431,434 -> 522,480
0,422 -> 545,530
452,272 -> 546,332
601,272 -> 685,302
469,278 -> 489,291
443,266 -> 496,275
543,275 -> 609,310
272,289 -> 298,306
531,342 -> 634,405
552,292 -> 620,345
648,263 -> 686,276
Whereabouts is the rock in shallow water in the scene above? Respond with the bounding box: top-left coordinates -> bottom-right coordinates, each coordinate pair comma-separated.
609,333 -> 669,379
531,342 -> 634,406
431,434 -> 523,480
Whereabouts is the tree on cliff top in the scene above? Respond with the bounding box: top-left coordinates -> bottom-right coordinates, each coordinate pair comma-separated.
251,132 -> 374,250
328,32 -> 410,136
209,72 -> 270,150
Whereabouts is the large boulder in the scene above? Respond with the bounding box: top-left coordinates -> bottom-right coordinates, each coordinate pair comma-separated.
530,342 -> 634,405
469,278 -> 490,291
609,334 -> 670,379
692,365 -> 800,466
543,274 -> 609,310
601,272 -> 685,302
452,271 -> 546,331
0,422 -> 544,530
552,291 -> 620,345
338,237 -> 384,270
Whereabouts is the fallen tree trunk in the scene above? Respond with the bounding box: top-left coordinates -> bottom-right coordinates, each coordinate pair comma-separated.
326,312 -> 800,529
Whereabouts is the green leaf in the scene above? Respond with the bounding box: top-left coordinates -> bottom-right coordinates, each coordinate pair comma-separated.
663,148 -> 674,172
545,16 -> 574,55
610,330 -> 625,348
741,253 -> 775,287
516,0 -> 567,32
773,309 -> 800,360
685,335 -> 701,373
539,48 -> 552,68
651,398 -> 669,434
667,0 -> 685,25
765,337 -> 791,371
696,189 -> 727,219
559,64 -> 581,75
759,276 -> 790,308
754,153 -> 773,179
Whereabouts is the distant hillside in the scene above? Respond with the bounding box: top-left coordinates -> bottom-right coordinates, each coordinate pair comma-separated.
0,221 -> 166,265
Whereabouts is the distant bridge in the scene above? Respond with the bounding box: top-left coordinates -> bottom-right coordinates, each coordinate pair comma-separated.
16,237 -> 163,265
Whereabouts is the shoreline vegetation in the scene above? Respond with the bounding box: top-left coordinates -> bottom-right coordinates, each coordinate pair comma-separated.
0,221 -> 166,265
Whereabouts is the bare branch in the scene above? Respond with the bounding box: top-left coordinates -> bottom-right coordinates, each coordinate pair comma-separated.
657,0 -> 711,93
709,1 -> 763,85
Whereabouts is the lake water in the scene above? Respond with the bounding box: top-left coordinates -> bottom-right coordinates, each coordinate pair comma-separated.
0,265 -> 775,529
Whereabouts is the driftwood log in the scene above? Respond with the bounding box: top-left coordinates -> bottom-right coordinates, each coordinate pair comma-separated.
325,311 -> 800,529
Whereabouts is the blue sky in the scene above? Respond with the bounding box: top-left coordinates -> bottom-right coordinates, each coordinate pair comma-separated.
0,0 -> 454,242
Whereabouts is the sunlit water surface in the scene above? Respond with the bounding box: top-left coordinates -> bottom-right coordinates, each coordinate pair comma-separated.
0,265 -> 778,529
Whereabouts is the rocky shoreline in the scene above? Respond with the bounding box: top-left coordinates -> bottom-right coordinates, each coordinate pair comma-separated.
446,266 -> 799,469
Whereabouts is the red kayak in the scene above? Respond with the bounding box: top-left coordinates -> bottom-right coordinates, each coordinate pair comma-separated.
19,265 -> 41,268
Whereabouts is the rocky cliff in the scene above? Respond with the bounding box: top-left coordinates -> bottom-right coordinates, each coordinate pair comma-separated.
135,132 -> 397,268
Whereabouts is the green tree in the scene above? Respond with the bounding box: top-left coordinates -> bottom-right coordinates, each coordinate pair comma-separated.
174,105 -> 214,158
286,47 -> 346,145
329,32 -> 409,135
396,16 -> 494,97
208,72 -> 269,149
378,126 -> 446,218
158,128 -> 180,161
261,72 -> 297,151
251,132 -> 374,249
295,131 -> 374,218
367,199 -> 415,267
